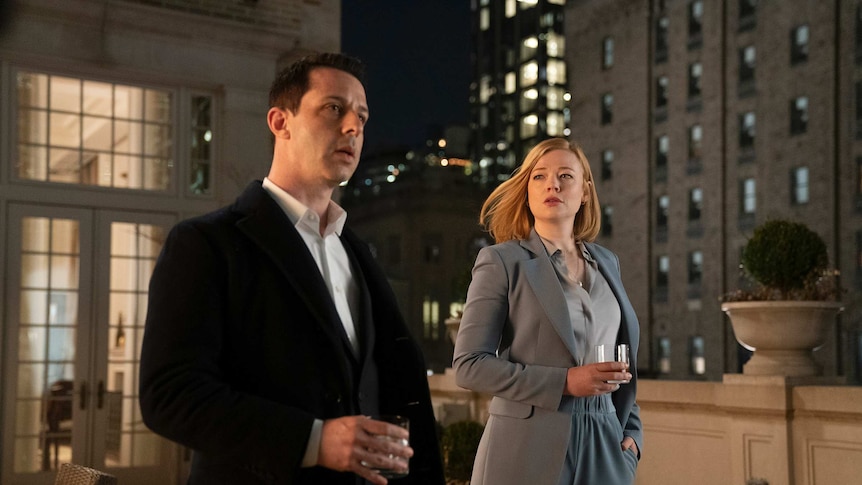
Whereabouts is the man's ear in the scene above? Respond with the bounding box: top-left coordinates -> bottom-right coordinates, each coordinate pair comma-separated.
267,107 -> 290,139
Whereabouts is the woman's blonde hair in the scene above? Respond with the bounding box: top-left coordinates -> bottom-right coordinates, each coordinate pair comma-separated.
479,138 -> 601,244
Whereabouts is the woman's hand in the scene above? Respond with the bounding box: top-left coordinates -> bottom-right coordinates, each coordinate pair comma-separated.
621,436 -> 639,457
563,362 -> 631,397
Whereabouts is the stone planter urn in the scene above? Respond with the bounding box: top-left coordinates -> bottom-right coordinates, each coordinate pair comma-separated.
721,300 -> 844,376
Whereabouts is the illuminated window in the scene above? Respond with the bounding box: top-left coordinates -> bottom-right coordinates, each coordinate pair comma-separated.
480,75 -> 491,103
480,7 -> 489,30
547,86 -> 565,110
602,36 -> 614,69
520,61 -> 538,87
656,195 -> 669,231
547,112 -> 565,136
740,178 -> 756,215
657,336 -> 671,374
15,71 -> 184,191
521,36 -> 538,61
657,256 -> 670,290
547,59 -> 566,85
739,45 -> 755,89
505,72 -> 516,94
547,31 -> 565,58
687,250 -> 703,286
505,0 -> 516,17
688,0 -> 703,46
656,135 -> 669,174
791,24 -> 809,64
791,166 -> 809,205
690,336 -> 706,375
521,114 -> 538,139
521,88 -> 538,112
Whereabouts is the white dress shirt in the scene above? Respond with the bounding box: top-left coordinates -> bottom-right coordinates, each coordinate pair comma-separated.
262,177 -> 361,467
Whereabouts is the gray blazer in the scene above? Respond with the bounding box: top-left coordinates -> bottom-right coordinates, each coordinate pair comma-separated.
453,229 -> 642,485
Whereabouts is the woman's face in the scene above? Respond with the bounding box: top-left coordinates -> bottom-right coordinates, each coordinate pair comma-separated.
526,149 -> 589,228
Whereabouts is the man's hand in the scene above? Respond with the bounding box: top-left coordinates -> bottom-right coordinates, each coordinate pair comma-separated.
621,436 -> 639,457
318,416 -> 412,485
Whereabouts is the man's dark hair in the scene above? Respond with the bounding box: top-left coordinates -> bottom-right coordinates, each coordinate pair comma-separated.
269,52 -> 365,112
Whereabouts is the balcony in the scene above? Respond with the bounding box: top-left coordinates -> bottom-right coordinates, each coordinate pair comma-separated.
428,371 -> 862,484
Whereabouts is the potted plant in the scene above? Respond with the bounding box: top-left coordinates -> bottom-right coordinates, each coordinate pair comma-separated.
721,219 -> 844,376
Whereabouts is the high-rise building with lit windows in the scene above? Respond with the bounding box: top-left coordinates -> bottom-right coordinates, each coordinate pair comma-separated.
470,0 -> 570,186
564,0 -> 862,383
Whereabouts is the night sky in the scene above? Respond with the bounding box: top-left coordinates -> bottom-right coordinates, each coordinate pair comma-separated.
341,1 -> 472,155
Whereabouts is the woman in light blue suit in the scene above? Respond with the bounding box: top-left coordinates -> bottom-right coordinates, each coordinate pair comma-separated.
453,138 -> 642,485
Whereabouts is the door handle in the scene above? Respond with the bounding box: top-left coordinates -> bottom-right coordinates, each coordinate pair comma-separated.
79,380 -> 88,410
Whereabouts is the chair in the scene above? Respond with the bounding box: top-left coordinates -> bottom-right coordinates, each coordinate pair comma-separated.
54,463 -> 117,485
42,380 -> 74,470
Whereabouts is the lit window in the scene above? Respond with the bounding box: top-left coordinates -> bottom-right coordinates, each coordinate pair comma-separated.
547,112 -> 565,136
547,59 -> 566,85
505,72 -> 516,94
521,36 -> 539,61
690,336 -> 706,375
547,86 -> 565,110
657,336 -> 671,374
479,75 -> 491,103
480,7 -> 489,30
790,96 -> 808,135
547,31 -> 565,58
791,24 -> 809,64
521,114 -> 538,139
505,0 -> 517,18
657,256 -> 670,288
602,36 -> 614,69
741,178 -> 756,215
791,166 -> 809,205
520,61 -> 538,87
656,135 -> 669,170
15,71 -> 180,191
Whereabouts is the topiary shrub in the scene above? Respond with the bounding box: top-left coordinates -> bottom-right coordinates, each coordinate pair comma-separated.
725,219 -> 842,301
441,420 -> 484,483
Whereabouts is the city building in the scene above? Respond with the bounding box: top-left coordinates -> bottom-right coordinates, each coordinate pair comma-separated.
0,1 -> 339,482
564,0 -> 862,381
470,0 -> 570,187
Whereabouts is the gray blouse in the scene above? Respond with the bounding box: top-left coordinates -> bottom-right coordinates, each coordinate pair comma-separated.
540,239 -> 622,366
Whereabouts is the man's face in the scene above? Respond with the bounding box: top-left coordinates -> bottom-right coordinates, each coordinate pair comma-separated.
282,67 -> 369,188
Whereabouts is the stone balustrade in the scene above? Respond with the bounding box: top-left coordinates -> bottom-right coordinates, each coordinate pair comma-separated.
428,370 -> 862,485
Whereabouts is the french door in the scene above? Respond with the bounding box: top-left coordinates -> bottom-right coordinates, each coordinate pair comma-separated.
2,203 -> 180,484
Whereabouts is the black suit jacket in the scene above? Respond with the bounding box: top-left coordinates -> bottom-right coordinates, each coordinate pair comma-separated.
140,181 -> 444,485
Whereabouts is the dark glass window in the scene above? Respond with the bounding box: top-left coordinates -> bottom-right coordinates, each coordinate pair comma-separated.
739,112 -> 756,149
688,1 -> 703,48
738,46 -> 755,92
688,187 -> 702,222
688,125 -> 702,161
791,24 -> 809,65
856,6 -> 862,64
657,336 -> 671,374
689,336 -> 706,375
790,96 -> 808,135
602,206 -> 614,237
601,93 -> 613,125
601,150 -> 613,181
688,250 -> 703,285
656,135 -> 669,175
857,81 -> 862,139
688,62 -> 702,98
656,76 -> 669,108
739,0 -> 757,30
656,16 -> 669,63
657,195 -> 669,230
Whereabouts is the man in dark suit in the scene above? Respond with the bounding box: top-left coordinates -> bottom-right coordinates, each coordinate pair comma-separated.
139,53 -> 445,485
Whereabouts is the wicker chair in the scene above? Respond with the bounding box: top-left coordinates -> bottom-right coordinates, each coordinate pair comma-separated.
54,463 -> 117,485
